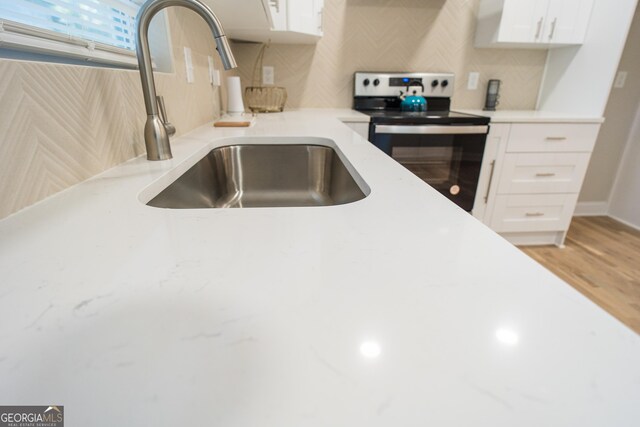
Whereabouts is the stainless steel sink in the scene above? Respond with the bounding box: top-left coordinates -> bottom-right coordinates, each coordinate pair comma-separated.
147,143 -> 368,208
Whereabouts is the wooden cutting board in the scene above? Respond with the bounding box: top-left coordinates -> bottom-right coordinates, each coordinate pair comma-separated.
214,114 -> 256,127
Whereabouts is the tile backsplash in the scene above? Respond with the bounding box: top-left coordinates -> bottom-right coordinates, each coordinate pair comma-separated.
232,0 -> 547,110
0,8 -> 228,219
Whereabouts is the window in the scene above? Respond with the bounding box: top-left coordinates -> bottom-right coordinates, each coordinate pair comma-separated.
0,0 -> 147,67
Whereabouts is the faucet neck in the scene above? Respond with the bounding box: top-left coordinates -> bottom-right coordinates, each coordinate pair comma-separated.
134,0 -> 237,160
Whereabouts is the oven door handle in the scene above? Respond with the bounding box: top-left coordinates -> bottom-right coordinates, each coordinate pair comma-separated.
375,125 -> 489,135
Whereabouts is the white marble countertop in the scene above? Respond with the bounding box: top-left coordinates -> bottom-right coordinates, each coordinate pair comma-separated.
0,109 -> 637,426
458,109 -> 605,123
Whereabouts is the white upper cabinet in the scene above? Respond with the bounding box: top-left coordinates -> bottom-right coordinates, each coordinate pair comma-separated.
543,0 -> 594,44
475,0 -> 594,48
269,0 -> 288,31
206,0 -> 324,44
287,0 -> 324,36
498,0 -> 549,43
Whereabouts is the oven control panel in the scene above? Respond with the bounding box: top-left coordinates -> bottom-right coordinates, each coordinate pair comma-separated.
354,72 -> 455,98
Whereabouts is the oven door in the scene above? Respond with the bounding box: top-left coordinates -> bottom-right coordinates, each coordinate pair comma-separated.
372,124 -> 488,211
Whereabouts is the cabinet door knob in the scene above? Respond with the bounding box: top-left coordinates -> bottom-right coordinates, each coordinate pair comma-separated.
535,172 -> 556,177
525,212 -> 545,217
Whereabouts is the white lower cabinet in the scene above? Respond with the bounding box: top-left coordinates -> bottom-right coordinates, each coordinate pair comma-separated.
506,122 -> 599,152
474,121 -> 600,247
490,193 -> 579,233
497,152 -> 591,194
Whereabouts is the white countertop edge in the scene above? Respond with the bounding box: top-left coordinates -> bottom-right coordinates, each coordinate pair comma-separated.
458,109 -> 605,124
288,108 -> 605,124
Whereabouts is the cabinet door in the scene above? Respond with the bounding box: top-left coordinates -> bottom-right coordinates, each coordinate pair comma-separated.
268,0 -> 287,31
499,0 -> 549,43
287,0 -> 318,35
545,0 -> 594,44
472,123 -> 510,223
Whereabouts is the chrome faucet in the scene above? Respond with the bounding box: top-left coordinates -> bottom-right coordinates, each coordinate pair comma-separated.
135,0 -> 237,160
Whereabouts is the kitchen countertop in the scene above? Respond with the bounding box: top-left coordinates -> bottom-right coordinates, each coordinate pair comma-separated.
458,109 -> 605,123
0,109 -> 637,426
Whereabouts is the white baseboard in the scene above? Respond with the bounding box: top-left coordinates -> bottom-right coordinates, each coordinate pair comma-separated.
608,214 -> 640,231
573,201 -> 609,216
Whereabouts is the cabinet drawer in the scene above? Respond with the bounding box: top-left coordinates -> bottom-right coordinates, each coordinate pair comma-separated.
497,152 -> 591,194
507,123 -> 599,153
490,194 -> 578,233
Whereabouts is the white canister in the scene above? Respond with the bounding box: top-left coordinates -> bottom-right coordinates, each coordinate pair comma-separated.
226,76 -> 245,114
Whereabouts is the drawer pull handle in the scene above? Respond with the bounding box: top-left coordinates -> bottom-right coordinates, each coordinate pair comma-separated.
545,136 -> 567,141
536,172 -> 556,177
525,212 -> 545,217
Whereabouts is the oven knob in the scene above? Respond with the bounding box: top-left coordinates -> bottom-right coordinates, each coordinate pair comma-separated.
363,78 -> 370,86
441,80 -> 449,88
373,78 -> 380,86
431,79 -> 439,88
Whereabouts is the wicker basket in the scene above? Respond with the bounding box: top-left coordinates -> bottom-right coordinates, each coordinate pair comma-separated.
245,43 -> 287,113
245,87 -> 287,113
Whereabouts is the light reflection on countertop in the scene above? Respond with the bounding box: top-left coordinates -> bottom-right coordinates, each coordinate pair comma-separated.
496,328 -> 520,346
360,340 -> 382,359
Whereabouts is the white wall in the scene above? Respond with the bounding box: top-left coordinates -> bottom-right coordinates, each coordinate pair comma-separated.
578,4 -> 640,205
537,0 -> 638,116
608,106 -> 640,229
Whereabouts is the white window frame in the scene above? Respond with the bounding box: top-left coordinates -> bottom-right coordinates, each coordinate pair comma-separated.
0,19 -> 139,67
0,0 -> 166,68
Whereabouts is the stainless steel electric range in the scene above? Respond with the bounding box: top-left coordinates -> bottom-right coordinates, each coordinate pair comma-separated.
354,72 -> 490,212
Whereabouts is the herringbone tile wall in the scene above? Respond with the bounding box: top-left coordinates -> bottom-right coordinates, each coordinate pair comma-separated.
0,9 -> 232,219
232,0 -> 547,110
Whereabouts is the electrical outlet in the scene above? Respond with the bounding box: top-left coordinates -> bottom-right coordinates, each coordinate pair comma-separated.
614,71 -> 628,88
262,66 -> 275,85
208,56 -> 221,86
212,69 -> 221,87
184,47 -> 194,83
467,72 -> 479,90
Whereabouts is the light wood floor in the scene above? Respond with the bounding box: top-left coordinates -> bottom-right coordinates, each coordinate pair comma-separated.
521,216 -> 640,334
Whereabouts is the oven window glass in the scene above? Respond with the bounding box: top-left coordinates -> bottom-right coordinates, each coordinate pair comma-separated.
371,129 -> 487,211
391,146 -> 462,185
